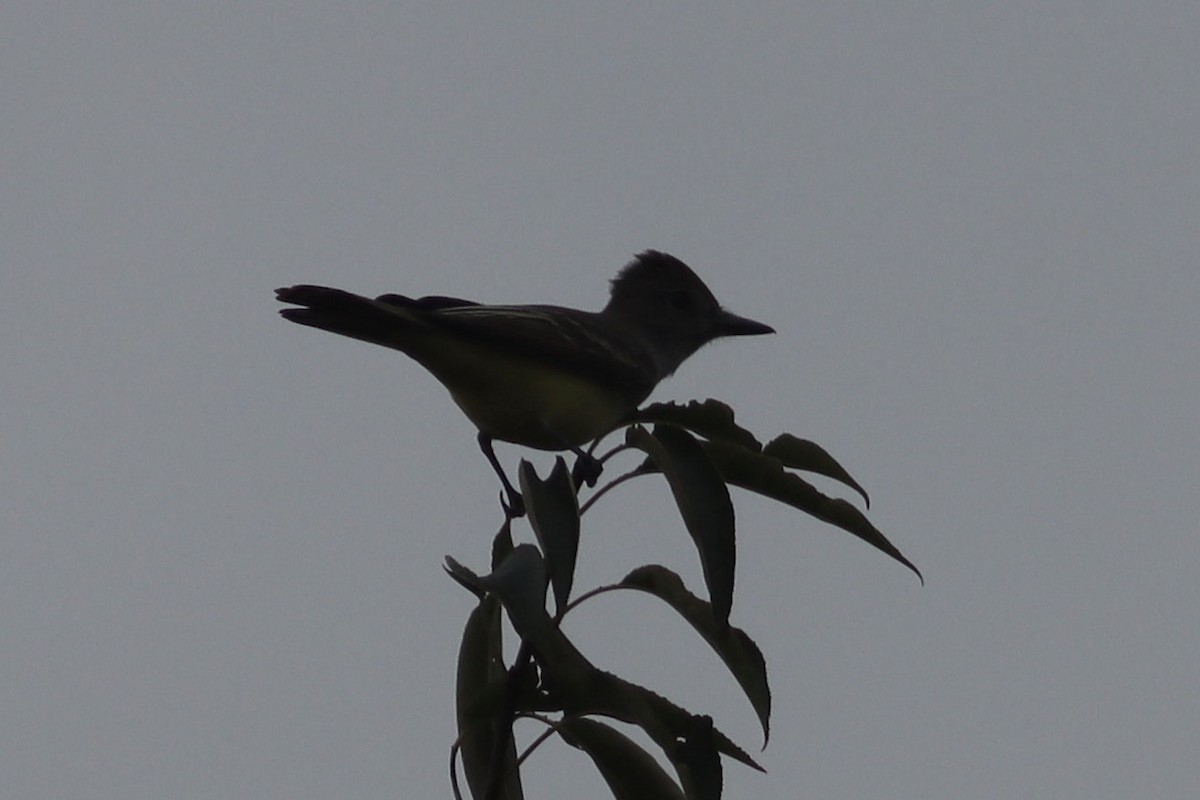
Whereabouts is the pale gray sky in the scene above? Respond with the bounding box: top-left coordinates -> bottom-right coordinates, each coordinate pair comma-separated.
4,4 -> 1198,798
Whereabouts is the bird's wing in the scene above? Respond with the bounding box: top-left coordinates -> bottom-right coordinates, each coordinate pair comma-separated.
277,287 -> 655,395
407,299 -> 656,394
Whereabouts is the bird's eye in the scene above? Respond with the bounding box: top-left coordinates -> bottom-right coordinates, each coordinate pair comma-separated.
666,290 -> 692,310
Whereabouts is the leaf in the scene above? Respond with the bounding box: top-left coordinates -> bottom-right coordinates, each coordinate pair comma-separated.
559,669 -> 765,775
632,399 -> 763,451
626,425 -> 737,625
446,547 -> 557,666
462,546 -> 588,696
619,565 -> 771,745
763,433 -> 870,507
704,441 -> 923,583
671,715 -> 722,800
455,596 -> 524,800
557,717 -> 686,800
445,556 -> 484,594
446,556 -> 486,600
519,458 -> 580,616
470,548 -> 762,773
475,546 -> 557,644
491,517 -> 515,571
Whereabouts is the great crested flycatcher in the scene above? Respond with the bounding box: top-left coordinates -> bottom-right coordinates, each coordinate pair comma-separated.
276,250 -> 773,515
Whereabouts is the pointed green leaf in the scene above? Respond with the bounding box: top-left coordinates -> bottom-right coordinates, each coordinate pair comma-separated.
445,556 -> 487,600
469,545 -> 603,711
476,545 -> 558,644
455,596 -> 524,800
763,433 -> 870,507
704,440 -> 923,583
518,458 -> 580,616
632,399 -> 763,451
619,565 -> 770,745
557,717 -> 687,800
626,424 -> 737,625
557,669 -> 765,775
491,517 -> 515,570
671,715 -> 722,800
470,547 -> 762,773
448,547 -> 567,680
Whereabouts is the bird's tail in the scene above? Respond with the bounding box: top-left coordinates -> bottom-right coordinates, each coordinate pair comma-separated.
275,285 -> 426,351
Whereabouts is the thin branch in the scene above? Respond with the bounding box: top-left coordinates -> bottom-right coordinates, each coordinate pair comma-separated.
449,741 -> 464,800
514,717 -> 560,767
579,468 -> 646,515
555,582 -> 627,622
594,441 -> 636,462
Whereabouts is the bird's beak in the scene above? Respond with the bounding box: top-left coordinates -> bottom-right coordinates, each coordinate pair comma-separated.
716,309 -> 775,337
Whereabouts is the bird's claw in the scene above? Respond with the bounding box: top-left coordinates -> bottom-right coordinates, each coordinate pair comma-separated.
500,488 -> 526,519
571,452 -> 603,488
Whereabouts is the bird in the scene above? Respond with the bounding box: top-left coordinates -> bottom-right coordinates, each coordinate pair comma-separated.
276,250 -> 774,516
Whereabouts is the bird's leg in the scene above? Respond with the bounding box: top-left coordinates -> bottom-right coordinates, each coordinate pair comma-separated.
477,432 -> 525,518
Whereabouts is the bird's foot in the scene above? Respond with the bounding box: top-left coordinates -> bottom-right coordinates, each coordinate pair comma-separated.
571,452 -> 604,488
500,487 -> 526,519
